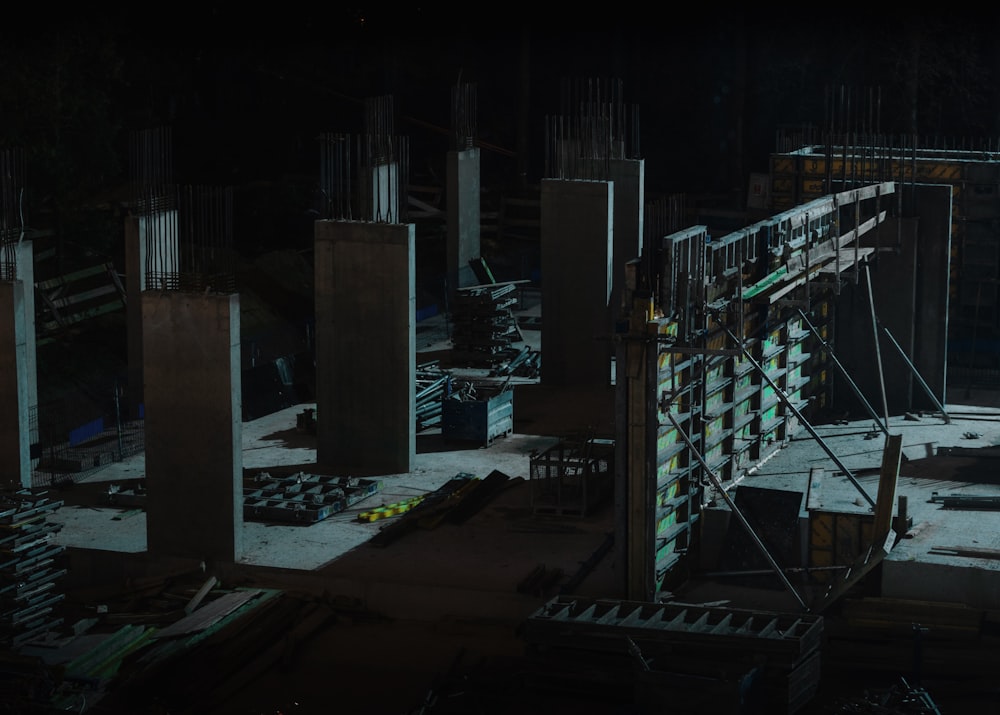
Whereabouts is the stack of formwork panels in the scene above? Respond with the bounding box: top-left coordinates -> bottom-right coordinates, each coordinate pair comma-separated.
0,490 -> 66,649
450,281 -> 522,366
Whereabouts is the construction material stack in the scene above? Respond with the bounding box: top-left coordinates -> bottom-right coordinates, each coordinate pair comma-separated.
0,490 -> 66,649
450,281 -> 523,367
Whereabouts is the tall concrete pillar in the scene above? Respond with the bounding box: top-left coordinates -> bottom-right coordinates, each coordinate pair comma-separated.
142,291 -> 243,562
15,241 -> 36,427
126,210 -> 179,416
608,159 -> 644,323
540,179 -> 614,387
0,280 -> 30,489
12,241 -> 37,470
446,148 -> 481,290
314,220 -> 416,475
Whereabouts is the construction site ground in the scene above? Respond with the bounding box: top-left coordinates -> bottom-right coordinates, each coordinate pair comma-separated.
26,301 -> 1000,714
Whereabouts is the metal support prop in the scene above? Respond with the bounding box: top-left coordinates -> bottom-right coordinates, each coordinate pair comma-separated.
719,324 -> 876,508
865,264 -> 891,434
797,308 -> 888,436
666,412 -> 809,612
876,318 -> 951,424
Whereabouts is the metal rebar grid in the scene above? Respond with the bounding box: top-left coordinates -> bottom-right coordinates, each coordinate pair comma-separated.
130,127 -> 178,292
129,126 -> 174,215
0,148 -> 26,281
174,184 -> 236,293
319,132 -> 353,221
319,95 -> 410,224
452,81 -> 477,151
544,77 -> 640,181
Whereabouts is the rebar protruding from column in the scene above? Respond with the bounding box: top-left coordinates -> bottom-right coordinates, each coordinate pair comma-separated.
544,77 -> 639,181
0,148 -> 26,281
452,81 -> 477,151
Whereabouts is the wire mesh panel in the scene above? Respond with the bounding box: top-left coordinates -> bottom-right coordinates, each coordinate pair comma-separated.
529,438 -> 615,516
31,381 -> 145,487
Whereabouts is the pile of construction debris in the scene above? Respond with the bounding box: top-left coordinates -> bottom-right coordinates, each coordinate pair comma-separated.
4,565 -> 348,713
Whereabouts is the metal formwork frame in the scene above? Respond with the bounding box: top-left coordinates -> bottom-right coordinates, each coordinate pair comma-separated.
622,182 -> 896,602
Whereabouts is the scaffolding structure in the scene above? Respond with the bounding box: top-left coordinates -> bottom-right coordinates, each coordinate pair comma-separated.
618,182 -> 896,601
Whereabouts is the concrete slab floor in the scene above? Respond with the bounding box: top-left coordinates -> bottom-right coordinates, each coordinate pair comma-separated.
48,404 -> 573,570
31,296 -> 1000,713
679,396 -> 1000,605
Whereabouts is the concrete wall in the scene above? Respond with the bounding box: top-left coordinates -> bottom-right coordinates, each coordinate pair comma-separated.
911,184 -> 952,407
834,184 -> 951,415
314,220 -> 416,475
0,280 -> 30,488
142,291 -> 243,562
540,179 -> 613,387
446,148 -> 481,290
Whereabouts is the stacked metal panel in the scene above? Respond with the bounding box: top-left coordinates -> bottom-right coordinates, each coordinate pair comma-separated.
449,282 -> 523,366
0,490 -> 66,649
242,473 -> 381,524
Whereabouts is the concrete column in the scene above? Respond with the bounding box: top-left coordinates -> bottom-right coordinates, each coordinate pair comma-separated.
142,291 -> 243,563
540,179 -> 614,387
446,148 -> 481,290
15,241 -> 36,422
13,241 -> 37,469
608,159 -> 644,324
126,210 -> 178,416
314,220 -> 416,475
0,280 -> 30,489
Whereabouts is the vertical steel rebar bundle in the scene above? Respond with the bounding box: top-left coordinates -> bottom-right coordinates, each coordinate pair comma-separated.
452,81 -> 478,151
319,132 -> 353,221
319,94 -> 410,224
363,94 -> 409,224
131,127 -> 234,293
176,184 -> 236,293
129,126 -> 173,216
544,77 -> 640,181
130,128 -> 178,291
0,148 -> 26,281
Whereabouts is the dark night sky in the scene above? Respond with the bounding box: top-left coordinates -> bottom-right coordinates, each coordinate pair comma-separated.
3,8 -> 1000,243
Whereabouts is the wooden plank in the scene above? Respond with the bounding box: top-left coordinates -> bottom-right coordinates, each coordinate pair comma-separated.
152,589 -> 263,639
929,545 -> 1000,560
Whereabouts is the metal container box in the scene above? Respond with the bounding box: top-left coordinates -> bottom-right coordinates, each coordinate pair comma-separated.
441,388 -> 514,446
